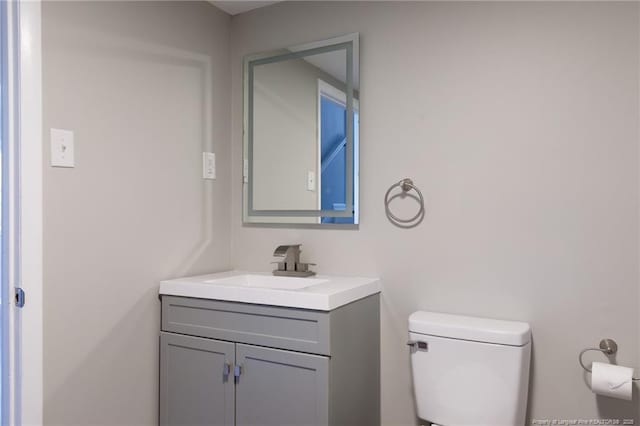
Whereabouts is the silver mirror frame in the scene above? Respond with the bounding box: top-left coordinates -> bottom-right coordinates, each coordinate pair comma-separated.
243,33 -> 359,224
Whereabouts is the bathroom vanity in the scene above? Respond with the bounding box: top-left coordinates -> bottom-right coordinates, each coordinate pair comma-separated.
159,30 -> 371,424
158,271 -> 381,426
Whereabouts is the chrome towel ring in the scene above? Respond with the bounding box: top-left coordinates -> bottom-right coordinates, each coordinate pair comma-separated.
384,178 -> 425,226
578,338 -> 639,381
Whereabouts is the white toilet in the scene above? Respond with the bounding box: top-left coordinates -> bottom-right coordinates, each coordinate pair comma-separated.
408,311 -> 531,426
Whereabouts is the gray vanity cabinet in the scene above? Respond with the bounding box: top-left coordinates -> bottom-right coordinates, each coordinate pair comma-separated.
235,344 -> 329,426
159,294 -> 380,426
160,333 -> 235,426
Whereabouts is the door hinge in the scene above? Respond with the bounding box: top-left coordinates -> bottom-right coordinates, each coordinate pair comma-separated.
15,287 -> 25,308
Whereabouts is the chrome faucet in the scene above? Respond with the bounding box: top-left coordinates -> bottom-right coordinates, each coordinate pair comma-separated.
272,244 -> 315,277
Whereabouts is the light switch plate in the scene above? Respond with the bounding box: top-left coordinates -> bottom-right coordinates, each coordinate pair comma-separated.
202,152 -> 216,179
307,170 -> 315,191
50,128 -> 74,168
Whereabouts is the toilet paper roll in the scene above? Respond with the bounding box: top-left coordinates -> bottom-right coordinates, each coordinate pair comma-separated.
591,362 -> 634,401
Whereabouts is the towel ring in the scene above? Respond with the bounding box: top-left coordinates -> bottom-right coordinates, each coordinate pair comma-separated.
578,338 -> 640,381
384,178 -> 425,224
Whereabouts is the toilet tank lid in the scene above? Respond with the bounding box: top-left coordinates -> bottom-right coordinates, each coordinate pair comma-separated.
408,311 -> 531,346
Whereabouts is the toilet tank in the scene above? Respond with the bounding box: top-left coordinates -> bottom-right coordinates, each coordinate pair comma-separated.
408,311 -> 531,426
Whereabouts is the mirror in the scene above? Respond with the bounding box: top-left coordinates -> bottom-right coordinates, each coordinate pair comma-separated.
243,33 -> 359,225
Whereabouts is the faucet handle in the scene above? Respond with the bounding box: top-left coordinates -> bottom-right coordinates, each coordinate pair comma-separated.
270,261 -> 285,269
295,262 -> 316,274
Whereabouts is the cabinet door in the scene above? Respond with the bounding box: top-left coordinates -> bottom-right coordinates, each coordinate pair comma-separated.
235,344 -> 329,426
160,332 -> 235,426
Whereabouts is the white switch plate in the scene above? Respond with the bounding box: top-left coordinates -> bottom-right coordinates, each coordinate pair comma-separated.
202,152 -> 216,179
243,159 -> 249,183
307,170 -> 315,191
50,128 -> 75,168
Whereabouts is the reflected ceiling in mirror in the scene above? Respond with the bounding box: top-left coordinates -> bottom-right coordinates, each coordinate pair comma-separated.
243,33 -> 359,226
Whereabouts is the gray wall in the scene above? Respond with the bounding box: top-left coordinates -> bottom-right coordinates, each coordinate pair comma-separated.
230,2 -> 640,423
42,2 -> 231,424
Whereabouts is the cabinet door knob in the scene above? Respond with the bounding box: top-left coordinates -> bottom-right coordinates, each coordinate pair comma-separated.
223,362 -> 231,381
234,364 -> 243,383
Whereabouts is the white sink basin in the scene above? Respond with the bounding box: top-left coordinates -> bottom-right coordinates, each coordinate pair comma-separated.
160,270 -> 381,311
204,274 -> 329,290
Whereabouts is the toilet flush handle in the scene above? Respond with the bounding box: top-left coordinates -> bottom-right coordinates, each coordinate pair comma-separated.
407,340 -> 428,352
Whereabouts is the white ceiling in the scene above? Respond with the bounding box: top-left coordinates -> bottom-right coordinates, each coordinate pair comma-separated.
211,1 -> 281,15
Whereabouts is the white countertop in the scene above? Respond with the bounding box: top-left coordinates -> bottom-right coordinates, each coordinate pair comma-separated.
159,270 -> 381,311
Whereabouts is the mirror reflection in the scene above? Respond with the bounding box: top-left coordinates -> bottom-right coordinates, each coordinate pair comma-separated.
244,34 -> 359,225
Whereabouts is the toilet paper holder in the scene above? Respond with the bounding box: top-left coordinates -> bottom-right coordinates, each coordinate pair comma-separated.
579,338 -> 639,381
